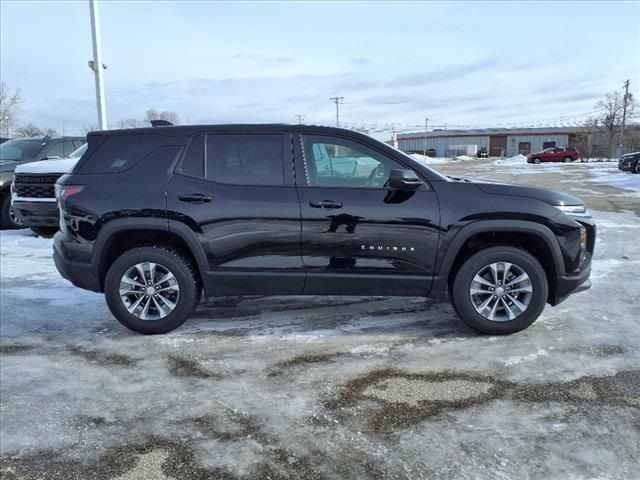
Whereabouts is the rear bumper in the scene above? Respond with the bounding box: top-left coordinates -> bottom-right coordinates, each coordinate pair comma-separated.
53,231 -> 102,292
12,200 -> 59,227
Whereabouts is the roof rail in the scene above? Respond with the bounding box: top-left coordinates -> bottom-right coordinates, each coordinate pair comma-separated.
150,119 -> 174,127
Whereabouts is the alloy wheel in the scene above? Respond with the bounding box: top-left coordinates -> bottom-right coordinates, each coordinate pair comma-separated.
469,262 -> 533,322
8,205 -> 22,227
119,262 -> 180,320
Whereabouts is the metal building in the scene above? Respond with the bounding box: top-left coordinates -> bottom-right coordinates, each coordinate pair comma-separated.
397,126 -> 596,158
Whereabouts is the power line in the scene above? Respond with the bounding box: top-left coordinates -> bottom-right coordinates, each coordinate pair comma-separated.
295,114 -> 305,124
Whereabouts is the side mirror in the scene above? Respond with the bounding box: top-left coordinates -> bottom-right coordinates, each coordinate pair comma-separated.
387,169 -> 423,190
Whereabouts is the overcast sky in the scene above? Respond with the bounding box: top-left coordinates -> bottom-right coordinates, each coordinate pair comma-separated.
1,0 -> 639,137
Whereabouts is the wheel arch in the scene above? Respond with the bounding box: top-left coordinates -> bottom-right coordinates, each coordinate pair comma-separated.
434,220 -> 565,301
93,218 -> 209,293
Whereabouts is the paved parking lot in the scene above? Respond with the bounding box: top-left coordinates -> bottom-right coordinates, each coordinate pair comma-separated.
1,159 -> 639,479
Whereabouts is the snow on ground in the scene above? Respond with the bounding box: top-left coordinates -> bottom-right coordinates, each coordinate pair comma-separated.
494,154 -> 527,165
1,163 -> 640,479
588,166 -> 640,193
409,153 -> 452,164
0,230 -> 60,280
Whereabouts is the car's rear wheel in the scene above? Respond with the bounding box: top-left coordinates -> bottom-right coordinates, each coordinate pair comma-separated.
533,157 -> 541,164
0,194 -> 23,230
563,156 -> 572,163
104,246 -> 201,334
451,246 -> 548,334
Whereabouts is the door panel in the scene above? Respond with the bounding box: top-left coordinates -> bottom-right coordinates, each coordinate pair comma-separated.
297,187 -> 440,295
166,132 -> 303,295
295,133 -> 440,296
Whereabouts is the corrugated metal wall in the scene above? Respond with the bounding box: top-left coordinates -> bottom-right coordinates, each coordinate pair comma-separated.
505,135 -> 569,157
399,134 -> 571,157
398,136 -> 490,157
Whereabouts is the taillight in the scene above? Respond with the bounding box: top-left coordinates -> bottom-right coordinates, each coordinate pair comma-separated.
55,184 -> 85,200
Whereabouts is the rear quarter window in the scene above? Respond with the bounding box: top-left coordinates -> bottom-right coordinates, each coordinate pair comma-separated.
76,134 -> 176,174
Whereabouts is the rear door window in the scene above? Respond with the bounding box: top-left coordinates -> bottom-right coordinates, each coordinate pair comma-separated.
205,134 -> 284,186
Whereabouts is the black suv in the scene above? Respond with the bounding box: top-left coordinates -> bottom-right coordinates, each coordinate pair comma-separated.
618,151 -> 640,174
53,125 -> 595,335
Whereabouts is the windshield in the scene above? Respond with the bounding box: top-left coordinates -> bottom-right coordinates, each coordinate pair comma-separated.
66,143 -> 87,159
0,139 -> 46,162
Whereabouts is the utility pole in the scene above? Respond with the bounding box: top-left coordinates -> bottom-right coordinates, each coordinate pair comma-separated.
329,97 -> 344,127
619,79 -> 630,154
423,117 -> 429,156
88,0 -> 107,130
295,114 -> 305,124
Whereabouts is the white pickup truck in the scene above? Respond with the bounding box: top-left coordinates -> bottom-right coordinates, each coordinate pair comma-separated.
11,144 -> 87,236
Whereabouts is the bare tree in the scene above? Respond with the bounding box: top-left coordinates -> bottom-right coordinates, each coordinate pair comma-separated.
15,123 -> 43,137
0,82 -> 22,136
570,131 -> 591,162
81,124 -> 98,135
43,127 -> 59,137
117,110 -> 180,130
593,91 -> 637,157
144,109 -> 180,125
14,124 -> 59,138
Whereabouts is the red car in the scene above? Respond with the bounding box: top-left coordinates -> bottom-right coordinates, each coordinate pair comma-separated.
527,146 -> 579,164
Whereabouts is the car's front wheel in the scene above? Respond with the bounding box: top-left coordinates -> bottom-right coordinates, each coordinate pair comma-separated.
451,246 -> 548,334
104,246 -> 201,334
0,194 -> 23,230
634,161 -> 640,174
563,156 -> 573,163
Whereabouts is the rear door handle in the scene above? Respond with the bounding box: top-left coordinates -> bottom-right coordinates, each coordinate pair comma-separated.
309,200 -> 343,209
179,193 -> 213,204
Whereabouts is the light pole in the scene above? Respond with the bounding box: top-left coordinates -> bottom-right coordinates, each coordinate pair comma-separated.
88,0 -> 107,130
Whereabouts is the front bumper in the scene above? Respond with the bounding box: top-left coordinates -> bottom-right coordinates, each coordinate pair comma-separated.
12,199 -> 59,228
549,261 -> 591,305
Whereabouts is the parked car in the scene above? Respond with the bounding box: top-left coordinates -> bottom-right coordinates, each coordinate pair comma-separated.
618,151 -> 640,174
477,147 -> 489,158
527,146 -> 580,164
0,136 -> 85,228
54,125 -> 595,335
11,144 -> 87,236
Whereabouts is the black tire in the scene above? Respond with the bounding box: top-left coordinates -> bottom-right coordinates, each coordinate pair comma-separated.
533,157 -> 541,164
1,193 -> 23,230
104,246 -> 201,334
563,156 -> 572,163
30,226 -> 58,237
634,161 -> 640,174
451,246 -> 548,335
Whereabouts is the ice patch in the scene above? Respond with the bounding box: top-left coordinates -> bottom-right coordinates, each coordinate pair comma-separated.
502,348 -> 549,366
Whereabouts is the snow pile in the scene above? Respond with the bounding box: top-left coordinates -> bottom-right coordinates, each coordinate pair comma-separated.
409,154 -> 451,165
494,154 -> 527,166
588,168 -> 640,194
454,155 -> 475,161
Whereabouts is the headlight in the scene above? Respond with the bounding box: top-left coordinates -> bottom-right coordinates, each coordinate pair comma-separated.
556,204 -> 591,218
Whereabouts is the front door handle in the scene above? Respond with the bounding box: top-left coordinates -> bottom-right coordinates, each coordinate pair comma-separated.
309,200 -> 343,209
179,193 -> 213,204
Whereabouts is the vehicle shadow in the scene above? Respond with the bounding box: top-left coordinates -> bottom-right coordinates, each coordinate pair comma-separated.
184,295 -> 478,340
